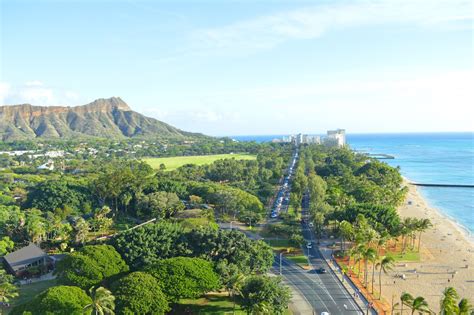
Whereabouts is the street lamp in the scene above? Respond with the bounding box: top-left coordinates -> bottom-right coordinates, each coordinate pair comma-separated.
230,221 -> 237,230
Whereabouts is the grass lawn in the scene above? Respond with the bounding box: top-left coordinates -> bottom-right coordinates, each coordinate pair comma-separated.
392,250 -> 420,262
285,254 -> 310,268
171,292 -> 246,315
8,279 -> 57,311
143,154 -> 256,171
172,292 -> 292,315
264,239 -> 301,254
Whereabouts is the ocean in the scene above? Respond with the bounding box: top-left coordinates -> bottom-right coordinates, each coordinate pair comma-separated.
232,133 -> 474,233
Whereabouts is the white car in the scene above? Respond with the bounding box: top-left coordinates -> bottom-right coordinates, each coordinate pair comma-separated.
321,312 -> 330,315
309,222 -> 314,228
306,242 -> 312,249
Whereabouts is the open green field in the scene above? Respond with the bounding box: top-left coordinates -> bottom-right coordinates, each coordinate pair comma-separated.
143,154 -> 256,171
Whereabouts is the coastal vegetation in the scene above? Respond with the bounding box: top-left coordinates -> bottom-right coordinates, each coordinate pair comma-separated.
0,138 -> 292,314
0,137 -> 469,314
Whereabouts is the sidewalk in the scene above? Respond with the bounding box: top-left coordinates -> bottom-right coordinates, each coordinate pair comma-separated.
318,241 -> 377,315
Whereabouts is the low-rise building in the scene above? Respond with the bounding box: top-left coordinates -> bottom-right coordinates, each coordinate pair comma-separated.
2,243 -> 53,277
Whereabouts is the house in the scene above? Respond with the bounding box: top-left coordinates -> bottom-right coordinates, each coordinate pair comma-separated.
37,160 -> 54,171
2,243 -> 52,277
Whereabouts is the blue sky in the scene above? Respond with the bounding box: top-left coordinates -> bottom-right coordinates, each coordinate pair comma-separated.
1,0 -> 473,135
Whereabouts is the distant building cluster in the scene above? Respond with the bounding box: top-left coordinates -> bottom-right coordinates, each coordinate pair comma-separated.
273,129 -> 346,147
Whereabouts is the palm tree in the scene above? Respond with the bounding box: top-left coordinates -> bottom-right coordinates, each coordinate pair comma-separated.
400,218 -> 414,253
352,244 -> 365,278
365,228 -> 380,248
370,250 -> 379,293
416,218 -> 432,252
458,298 -> 473,315
400,292 -> 414,315
376,231 -> 389,254
0,270 -> 18,315
407,296 -> 431,315
83,286 -> 115,315
440,287 -> 459,315
339,220 -> 354,252
74,218 -> 90,245
252,301 -> 271,315
376,256 -> 395,300
0,270 -> 18,300
363,247 -> 377,287
228,273 -> 246,314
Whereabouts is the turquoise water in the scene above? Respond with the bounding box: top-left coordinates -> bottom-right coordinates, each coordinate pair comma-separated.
232,133 -> 474,233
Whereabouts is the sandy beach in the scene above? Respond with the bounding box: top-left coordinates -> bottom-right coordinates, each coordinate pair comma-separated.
379,182 -> 474,313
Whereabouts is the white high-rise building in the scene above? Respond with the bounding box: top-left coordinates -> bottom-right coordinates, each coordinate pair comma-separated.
325,129 -> 346,147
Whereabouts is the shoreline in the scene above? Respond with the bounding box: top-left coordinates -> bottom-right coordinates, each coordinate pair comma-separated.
402,177 -> 474,245
379,180 -> 474,312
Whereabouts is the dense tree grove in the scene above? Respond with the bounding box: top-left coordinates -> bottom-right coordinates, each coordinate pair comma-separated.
55,245 -> 129,288
11,286 -> 92,315
2,137 -> 422,314
145,257 -> 220,302
25,178 -> 91,214
111,272 -> 169,315
111,223 -> 274,273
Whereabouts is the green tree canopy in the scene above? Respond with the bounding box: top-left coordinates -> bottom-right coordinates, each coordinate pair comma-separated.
25,178 -> 90,214
137,191 -> 184,219
145,257 -> 220,302
111,272 -> 169,315
111,221 -> 188,268
56,245 -> 129,288
240,275 -> 291,315
11,286 -> 92,315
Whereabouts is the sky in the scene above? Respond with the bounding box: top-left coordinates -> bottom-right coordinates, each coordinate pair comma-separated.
1,0 -> 473,136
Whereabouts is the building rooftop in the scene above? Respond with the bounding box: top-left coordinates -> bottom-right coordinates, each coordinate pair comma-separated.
3,243 -> 46,266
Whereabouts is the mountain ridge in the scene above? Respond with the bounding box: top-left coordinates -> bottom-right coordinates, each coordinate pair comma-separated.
0,97 -> 203,141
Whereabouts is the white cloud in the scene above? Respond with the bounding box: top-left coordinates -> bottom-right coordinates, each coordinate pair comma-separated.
194,0 -> 473,54
25,80 -> 44,87
0,81 -> 81,105
151,69 -> 474,135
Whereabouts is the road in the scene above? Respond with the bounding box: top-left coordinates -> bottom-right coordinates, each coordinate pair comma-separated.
299,193 -> 376,315
274,255 -> 363,315
269,151 -> 365,314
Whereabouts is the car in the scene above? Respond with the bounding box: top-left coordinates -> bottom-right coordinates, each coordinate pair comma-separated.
321,312 -> 330,315
271,213 -> 278,218
306,242 -> 312,249
316,267 -> 327,274
309,222 -> 314,227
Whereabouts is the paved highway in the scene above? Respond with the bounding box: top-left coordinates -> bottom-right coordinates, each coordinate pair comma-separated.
266,149 -> 371,314
274,254 -> 363,315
